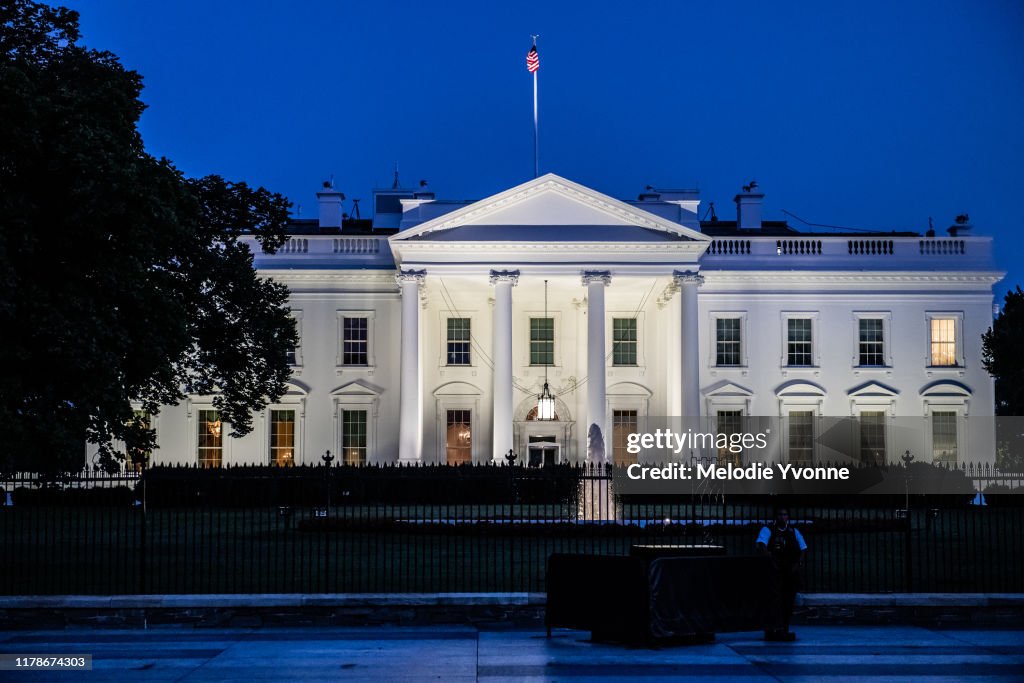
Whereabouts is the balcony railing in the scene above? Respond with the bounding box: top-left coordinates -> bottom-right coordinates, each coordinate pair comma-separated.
242,235 -> 394,268
701,235 -> 992,270
239,234 -> 992,271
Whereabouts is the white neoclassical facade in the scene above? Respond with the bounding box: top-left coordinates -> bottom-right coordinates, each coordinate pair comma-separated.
107,174 -> 1003,468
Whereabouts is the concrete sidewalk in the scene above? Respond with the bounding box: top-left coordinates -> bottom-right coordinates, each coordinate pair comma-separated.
2,593 -> 1023,629
1,624 -> 1023,681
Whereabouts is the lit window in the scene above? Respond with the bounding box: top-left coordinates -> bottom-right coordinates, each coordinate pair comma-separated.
931,411 -> 958,463
446,318 -> 471,366
342,317 -> 368,365
530,318 -> 554,366
612,410 -> 639,466
612,318 -> 637,366
930,318 -> 957,367
787,318 -> 813,367
197,410 -> 222,468
859,411 -> 886,464
716,318 -> 742,366
858,319 -> 885,367
717,410 -> 743,465
788,411 -> 814,464
127,410 -> 152,473
342,410 -> 367,466
270,410 -> 295,467
446,410 -> 472,465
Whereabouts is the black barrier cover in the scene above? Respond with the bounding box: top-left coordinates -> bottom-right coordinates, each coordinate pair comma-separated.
546,553 -> 774,641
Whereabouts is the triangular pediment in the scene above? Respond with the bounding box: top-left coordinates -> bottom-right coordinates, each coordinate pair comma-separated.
848,381 -> 899,398
390,173 -> 710,243
330,379 -> 382,397
704,381 -> 754,397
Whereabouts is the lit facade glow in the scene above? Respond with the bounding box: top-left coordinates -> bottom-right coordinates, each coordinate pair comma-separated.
87,174 -> 1002,468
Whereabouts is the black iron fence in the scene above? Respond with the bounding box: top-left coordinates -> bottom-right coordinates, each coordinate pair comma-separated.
0,463 -> 1022,595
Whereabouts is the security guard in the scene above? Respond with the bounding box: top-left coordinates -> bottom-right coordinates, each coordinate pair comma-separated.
756,506 -> 807,641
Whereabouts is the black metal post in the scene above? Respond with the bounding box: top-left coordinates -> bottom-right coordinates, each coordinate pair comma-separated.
901,450 -> 914,591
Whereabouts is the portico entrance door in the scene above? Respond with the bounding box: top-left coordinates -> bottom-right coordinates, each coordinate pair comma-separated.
527,436 -> 559,467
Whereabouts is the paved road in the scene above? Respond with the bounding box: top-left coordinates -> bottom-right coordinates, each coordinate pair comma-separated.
1,624 -> 1022,681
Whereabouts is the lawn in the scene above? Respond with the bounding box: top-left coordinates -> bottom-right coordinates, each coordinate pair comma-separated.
1,502 -> 1021,595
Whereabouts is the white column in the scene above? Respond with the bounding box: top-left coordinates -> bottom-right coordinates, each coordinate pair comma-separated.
674,270 -> 704,417
397,269 -> 425,463
490,270 -> 519,462
583,271 -> 611,463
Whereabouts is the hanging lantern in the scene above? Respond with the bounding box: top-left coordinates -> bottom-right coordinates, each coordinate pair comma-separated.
537,381 -> 556,421
535,279 -> 556,421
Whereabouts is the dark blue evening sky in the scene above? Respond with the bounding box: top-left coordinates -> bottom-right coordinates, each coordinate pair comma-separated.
60,0 -> 1023,299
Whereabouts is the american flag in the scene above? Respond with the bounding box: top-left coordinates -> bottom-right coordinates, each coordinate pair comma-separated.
526,45 -> 539,73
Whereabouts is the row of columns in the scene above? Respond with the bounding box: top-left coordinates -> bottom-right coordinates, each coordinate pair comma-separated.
396,268 -> 704,463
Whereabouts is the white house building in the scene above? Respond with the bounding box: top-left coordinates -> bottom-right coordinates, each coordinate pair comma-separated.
110,173 -> 1003,468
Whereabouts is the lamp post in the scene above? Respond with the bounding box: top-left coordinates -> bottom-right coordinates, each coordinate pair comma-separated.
901,449 -> 914,513
900,449 -> 914,591
322,449 -> 334,516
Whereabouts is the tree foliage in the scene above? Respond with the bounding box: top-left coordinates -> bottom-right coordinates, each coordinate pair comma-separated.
0,0 -> 297,471
983,286 -> 1024,471
983,286 -> 1024,417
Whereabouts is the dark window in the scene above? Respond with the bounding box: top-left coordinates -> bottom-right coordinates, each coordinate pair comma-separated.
530,318 -> 554,366
858,318 -> 885,366
716,318 -> 742,366
612,318 -> 637,366
931,411 -> 958,464
446,318 -> 471,365
342,317 -> 368,365
787,318 -> 813,367
859,411 -> 886,464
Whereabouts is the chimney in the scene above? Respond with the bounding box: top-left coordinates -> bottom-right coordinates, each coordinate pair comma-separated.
317,180 -> 345,229
734,181 -> 764,230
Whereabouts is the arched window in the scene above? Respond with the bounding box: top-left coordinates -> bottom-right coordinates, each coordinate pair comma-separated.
525,406 -> 560,421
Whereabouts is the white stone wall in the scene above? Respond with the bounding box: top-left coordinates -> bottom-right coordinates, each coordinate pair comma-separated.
102,264 -> 998,469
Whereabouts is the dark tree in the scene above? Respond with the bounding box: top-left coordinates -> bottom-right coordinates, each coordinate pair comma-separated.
0,0 -> 298,471
983,286 -> 1024,471
983,286 -> 1024,417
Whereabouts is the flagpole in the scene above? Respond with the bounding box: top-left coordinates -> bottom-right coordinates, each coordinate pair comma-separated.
531,35 -> 539,178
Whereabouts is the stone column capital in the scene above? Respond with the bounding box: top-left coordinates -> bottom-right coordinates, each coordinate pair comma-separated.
672,269 -> 705,287
396,268 -> 427,287
581,270 -> 612,287
489,269 -> 520,286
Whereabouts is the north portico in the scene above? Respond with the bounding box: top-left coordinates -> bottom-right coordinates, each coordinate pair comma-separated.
388,174 -> 711,464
